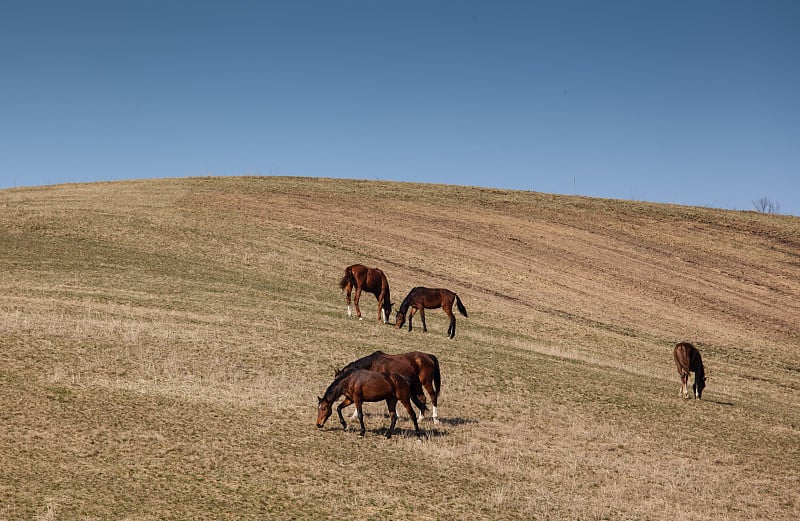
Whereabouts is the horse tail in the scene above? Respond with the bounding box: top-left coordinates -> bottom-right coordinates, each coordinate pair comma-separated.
430,353 -> 441,400
339,266 -> 354,291
455,294 -> 468,317
406,375 -> 428,415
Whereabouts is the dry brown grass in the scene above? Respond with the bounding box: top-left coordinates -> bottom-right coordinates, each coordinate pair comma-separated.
1,176 -> 798,519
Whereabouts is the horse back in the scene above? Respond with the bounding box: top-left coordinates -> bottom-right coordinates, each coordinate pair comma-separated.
674,342 -> 702,374
341,370 -> 393,401
365,267 -> 388,293
340,264 -> 365,290
405,287 -> 446,309
359,352 -> 412,376
351,351 -> 434,382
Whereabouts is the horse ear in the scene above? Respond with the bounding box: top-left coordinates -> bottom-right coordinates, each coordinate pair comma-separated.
318,396 -> 323,403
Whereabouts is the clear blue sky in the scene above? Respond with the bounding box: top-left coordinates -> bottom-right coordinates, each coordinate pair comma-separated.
1,1 -> 798,215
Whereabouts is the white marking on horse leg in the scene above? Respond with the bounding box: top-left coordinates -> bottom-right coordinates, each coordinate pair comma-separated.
347,305 -> 352,318
381,309 -> 386,324
432,405 -> 440,424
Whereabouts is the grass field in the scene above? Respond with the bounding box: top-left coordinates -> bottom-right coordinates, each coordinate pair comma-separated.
1,176 -> 798,520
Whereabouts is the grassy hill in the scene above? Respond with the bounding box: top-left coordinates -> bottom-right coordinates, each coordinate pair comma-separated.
1,176 -> 798,520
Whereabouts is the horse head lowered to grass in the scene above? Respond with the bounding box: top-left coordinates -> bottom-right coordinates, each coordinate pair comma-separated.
339,264 -> 393,323
674,341 -> 707,399
316,368 -> 427,439
395,287 -> 467,339
335,350 -> 442,424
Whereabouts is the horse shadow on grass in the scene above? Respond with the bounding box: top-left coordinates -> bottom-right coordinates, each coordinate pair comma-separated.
704,398 -> 735,407
339,414 -> 478,440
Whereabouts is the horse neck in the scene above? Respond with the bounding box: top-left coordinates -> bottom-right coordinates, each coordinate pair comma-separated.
322,374 -> 348,404
342,351 -> 384,373
342,358 -> 370,373
693,357 -> 705,378
397,295 -> 413,314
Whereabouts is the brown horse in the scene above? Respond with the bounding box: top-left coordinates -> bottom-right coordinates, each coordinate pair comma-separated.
316,368 -> 426,438
336,350 -> 442,424
674,342 -> 707,399
339,264 -> 393,323
395,287 -> 467,339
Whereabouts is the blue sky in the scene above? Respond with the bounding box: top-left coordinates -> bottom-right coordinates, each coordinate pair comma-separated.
1,1 -> 798,215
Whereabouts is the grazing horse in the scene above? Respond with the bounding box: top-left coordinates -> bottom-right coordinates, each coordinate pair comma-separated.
339,264 -> 393,323
316,369 -> 427,438
395,287 -> 468,339
336,350 -> 442,424
674,342 -> 707,399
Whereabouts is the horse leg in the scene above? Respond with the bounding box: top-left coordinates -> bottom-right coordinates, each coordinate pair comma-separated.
400,398 -> 422,438
345,284 -> 353,318
422,380 -> 439,424
378,294 -> 386,323
355,398 -> 366,436
385,397 -> 398,439
444,306 -> 456,338
407,307 -> 416,332
348,387 -> 370,419
419,307 -> 427,333
680,372 -> 689,399
354,287 -> 363,320
337,397 -> 353,430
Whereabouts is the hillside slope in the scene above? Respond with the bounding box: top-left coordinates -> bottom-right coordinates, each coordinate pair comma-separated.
1,177 -> 798,520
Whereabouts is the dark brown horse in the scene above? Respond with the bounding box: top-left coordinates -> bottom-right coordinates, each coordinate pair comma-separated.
336,350 -> 442,424
316,369 -> 426,438
674,342 -> 707,399
395,287 -> 467,339
339,264 -> 393,323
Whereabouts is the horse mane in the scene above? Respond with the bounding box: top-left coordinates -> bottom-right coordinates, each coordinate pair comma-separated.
397,287 -> 422,315
322,367 -> 358,403
693,350 -> 706,378
342,351 -> 386,372
383,284 -> 391,307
